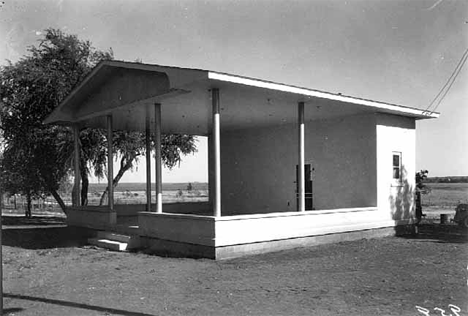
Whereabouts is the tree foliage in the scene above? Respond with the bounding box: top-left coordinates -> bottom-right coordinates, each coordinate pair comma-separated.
0,28 -> 197,214
415,170 -> 430,193
97,133 -> 197,206
415,170 -> 430,221
0,28 -> 111,214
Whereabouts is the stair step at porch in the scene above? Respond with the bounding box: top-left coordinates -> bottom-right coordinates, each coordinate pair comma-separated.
88,238 -> 128,251
97,231 -> 132,243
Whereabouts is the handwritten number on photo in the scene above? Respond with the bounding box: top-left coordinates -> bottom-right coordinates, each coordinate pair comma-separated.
449,304 -> 461,316
416,305 -> 462,316
416,306 -> 431,316
434,307 -> 449,316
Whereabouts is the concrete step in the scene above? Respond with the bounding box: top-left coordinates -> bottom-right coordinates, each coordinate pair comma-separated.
97,231 -> 131,243
88,238 -> 128,251
89,231 -> 141,251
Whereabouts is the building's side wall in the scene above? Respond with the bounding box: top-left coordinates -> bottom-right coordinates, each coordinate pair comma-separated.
66,206 -> 116,229
220,114 -> 377,215
137,111 -> 417,260
376,114 -> 416,222
311,115 -> 377,210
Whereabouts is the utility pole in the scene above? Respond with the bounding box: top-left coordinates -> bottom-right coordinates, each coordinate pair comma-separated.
0,160 -> 3,316
0,106 -> 3,316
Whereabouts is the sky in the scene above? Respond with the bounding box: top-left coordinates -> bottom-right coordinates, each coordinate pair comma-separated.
0,0 -> 467,182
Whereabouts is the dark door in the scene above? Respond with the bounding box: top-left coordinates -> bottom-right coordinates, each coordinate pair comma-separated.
296,164 -> 313,210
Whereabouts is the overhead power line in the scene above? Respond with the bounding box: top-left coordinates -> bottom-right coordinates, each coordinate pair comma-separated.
424,48 -> 468,114
432,51 -> 468,112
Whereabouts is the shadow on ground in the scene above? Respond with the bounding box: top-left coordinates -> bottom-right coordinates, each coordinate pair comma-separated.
5,293 -> 154,316
3,307 -> 24,315
2,215 -> 66,227
396,223 -> 468,244
2,215 -> 91,249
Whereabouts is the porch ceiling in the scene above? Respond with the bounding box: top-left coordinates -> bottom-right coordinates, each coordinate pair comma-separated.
44,60 -> 439,135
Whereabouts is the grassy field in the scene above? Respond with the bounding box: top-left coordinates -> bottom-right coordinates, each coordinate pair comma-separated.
2,182 -> 467,217
421,183 -> 468,217
85,182 -> 209,206
1,182 -> 209,215
88,182 -> 208,193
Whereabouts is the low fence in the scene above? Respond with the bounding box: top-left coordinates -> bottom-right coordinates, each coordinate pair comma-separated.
0,190 -> 209,216
1,194 -> 71,215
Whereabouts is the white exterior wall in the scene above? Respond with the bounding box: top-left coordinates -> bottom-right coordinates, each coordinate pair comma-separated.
135,114 -> 417,259
220,114 -> 377,215
376,114 -> 416,222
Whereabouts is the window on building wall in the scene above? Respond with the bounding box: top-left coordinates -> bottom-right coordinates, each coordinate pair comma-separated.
392,152 -> 402,182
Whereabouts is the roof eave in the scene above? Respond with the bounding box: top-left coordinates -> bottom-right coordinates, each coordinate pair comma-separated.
208,72 -> 439,120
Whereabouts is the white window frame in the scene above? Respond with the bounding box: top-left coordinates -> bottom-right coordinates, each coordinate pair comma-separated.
392,151 -> 402,184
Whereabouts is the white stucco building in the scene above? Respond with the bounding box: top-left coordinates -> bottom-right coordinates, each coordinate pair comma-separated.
45,60 -> 438,259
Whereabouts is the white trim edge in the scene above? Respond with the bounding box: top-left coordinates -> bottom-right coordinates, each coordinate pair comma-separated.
208,72 -> 439,119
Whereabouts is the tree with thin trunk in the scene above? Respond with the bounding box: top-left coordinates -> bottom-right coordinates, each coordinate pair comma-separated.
0,28 -> 197,213
97,133 -> 197,206
0,28 -> 112,214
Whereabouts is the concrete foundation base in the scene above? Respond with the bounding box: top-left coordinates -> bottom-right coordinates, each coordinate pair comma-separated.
140,226 -> 396,260
140,236 -> 215,259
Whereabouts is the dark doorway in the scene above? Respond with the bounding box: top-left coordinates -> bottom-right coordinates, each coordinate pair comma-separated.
296,164 -> 313,210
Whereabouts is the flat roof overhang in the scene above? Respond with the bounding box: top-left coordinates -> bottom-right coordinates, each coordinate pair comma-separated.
44,60 -> 439,134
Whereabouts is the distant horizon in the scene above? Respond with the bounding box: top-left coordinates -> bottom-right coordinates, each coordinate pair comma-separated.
89,174 -> 468,185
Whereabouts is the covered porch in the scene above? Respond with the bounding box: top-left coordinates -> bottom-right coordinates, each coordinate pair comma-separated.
45,61 -> 437,259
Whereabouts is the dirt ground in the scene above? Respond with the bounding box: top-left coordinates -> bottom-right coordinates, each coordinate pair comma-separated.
2,215 -> 468,316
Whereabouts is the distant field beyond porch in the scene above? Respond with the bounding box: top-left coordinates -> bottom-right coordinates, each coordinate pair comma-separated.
2,182 -> 209,216
2,182 -> 467,218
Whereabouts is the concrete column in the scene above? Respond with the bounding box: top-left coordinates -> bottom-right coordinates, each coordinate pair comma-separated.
154,103 -> 163,213
107,115 -> 114,210
298,102 -> 305,212
73,125 -> 81,207
207,133 -> 214,208
212,89 -> 221,217
145,106 -> 152,212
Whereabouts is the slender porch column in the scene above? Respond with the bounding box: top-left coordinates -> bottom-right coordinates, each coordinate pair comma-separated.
107,115 -> 114,210
73,125 -> 81,207
154,103 -> 163,213
207,134 -> 214,208
145,106 -> 152,212
212,89 -> 221,217
298,102 -> 305,212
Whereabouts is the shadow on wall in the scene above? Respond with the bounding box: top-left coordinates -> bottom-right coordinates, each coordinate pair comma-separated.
389,166 -> 415,222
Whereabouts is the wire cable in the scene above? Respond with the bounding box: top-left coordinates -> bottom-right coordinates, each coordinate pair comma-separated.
424,48 -> 468,114
431,50 -> 468,113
